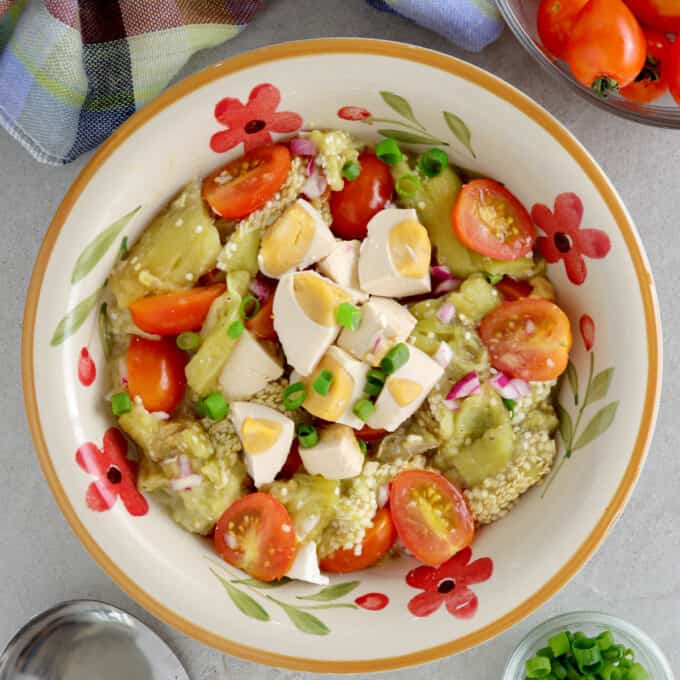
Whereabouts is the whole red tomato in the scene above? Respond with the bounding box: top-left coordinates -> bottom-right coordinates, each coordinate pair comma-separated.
620,27 -> 670,103
537,0 -> 589,59
329,152 -> 394,240
565,0 -> 646,97
666,38 -> 680,107
624,0 -> 680,31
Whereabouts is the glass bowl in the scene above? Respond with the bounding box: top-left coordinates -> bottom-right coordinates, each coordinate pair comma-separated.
503,611 -> 675,680
496,0 -> 680,128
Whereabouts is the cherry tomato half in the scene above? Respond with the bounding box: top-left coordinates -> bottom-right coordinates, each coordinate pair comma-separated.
452,179 -> 535,261
620,27 -> 670,104
202,145 -> 291,219
277,440 -> 303,480
355,425 -> 389,442
390,470 -> 474,567
127,336 -> 187,412
538,0 -> 589,60
214,493 -> 297,582
329,153 -> 394,240
479,298 -> 572,382
245,294 -> 276,341
665,37 -> 680,107
495,276 -> 533,302
320,508 -> 397,573
129,284 -> 225,335
565,0 -> 645,96
624,0 -> 680,31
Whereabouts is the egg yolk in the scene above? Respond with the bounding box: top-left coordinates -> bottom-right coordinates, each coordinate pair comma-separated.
388,219 -> 431,278
260,202 -> 315,277
303,354 -> 354,421
241,417 -> 283,454
293,272 -> 350,326
387,377 -> 422,407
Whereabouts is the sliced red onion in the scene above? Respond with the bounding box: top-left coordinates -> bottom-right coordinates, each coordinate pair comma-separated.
511,378 -> 531,397
433,278 -> 461,296
302,166 -> 327,198
431,265 -> 452,284
446,371 -> 481,400
118,357 -> 128,386
306,156 -> 316,176
443,398 -> 461,411
170,474 -> 202,491
248,276 -> 272,303
436,301 -> 456,324
433,341 -> 453,368
178,454 -> 192,478
489,372 -> 531,399
290,138 -> 317,157
371,335 -> 383,354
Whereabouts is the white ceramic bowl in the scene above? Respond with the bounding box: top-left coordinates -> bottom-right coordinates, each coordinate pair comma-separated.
22,39 -> 662,673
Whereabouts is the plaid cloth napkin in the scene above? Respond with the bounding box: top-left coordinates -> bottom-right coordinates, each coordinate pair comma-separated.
0,1 -> 503,166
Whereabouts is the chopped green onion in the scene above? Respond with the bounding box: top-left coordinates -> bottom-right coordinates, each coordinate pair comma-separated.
526,655 -> 552,677
358,438 -> 368,455
283,382 -> 306,410
119,236 -> 129,260
313,369 -> 334,396
194,400 -> 208,418
625,663 -> 649,680
551,660 -> 567,680
176,331 -> 201,351
227,320 -> 244,339
564,663 -> 581,680
239,294 -> 260,320
572,638 -> 602,672
596,631 -> 615,652
623,649 -> 635,659
599,663 -> 620,680
396,173 -> 421,198
364,368 -> 386,397
604,648 -> 622,662
297,423 -> 319,449
111,392 -> 132,416
549,632 -> 571,658
352,398 -> 375,422
200,391 -> 229,421
619,658 -> 633,670
537,647 -> 554,659
484,271 -> 504,285
573,632 -> 587,642
336,302 -> 361,331
375,138 -> 403,165
342,160 -> 361,181
419,148 -> 449,177
380,343 -> 410,374
502,397 -> 516,414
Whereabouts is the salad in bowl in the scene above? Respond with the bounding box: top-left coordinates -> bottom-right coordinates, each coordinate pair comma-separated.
102,129 -> 571,585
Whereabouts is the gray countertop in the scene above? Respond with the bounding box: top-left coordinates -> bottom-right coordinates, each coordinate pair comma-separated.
2,1 -> 678,678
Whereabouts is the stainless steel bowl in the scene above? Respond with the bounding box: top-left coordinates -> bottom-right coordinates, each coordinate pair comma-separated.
0,600 -> 189,680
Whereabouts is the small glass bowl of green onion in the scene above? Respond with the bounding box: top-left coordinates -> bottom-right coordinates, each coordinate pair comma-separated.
503,612 -> 674,680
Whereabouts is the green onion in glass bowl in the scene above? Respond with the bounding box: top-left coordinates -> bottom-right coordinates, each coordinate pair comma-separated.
503,612 -> 674,680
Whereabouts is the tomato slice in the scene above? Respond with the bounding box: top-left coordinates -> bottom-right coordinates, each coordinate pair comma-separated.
390,470 -> 474,566
479,298 -> 572,382
355,425 -> 388,442
495,276 -> 532,302
214,493 -> 297,581
452,180 -> 535,261
245,294 -> 276,341
129,284 -> 225,335
127,336 -> 187,412
320,508 -> 396,573
202,145 -> 291,219
329,153 -> 394,240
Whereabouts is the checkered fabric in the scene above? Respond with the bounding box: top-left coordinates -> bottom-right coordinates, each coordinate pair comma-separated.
0,1 -> 502,165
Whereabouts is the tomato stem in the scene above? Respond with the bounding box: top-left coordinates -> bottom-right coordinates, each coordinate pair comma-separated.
591,76 -> 620,98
